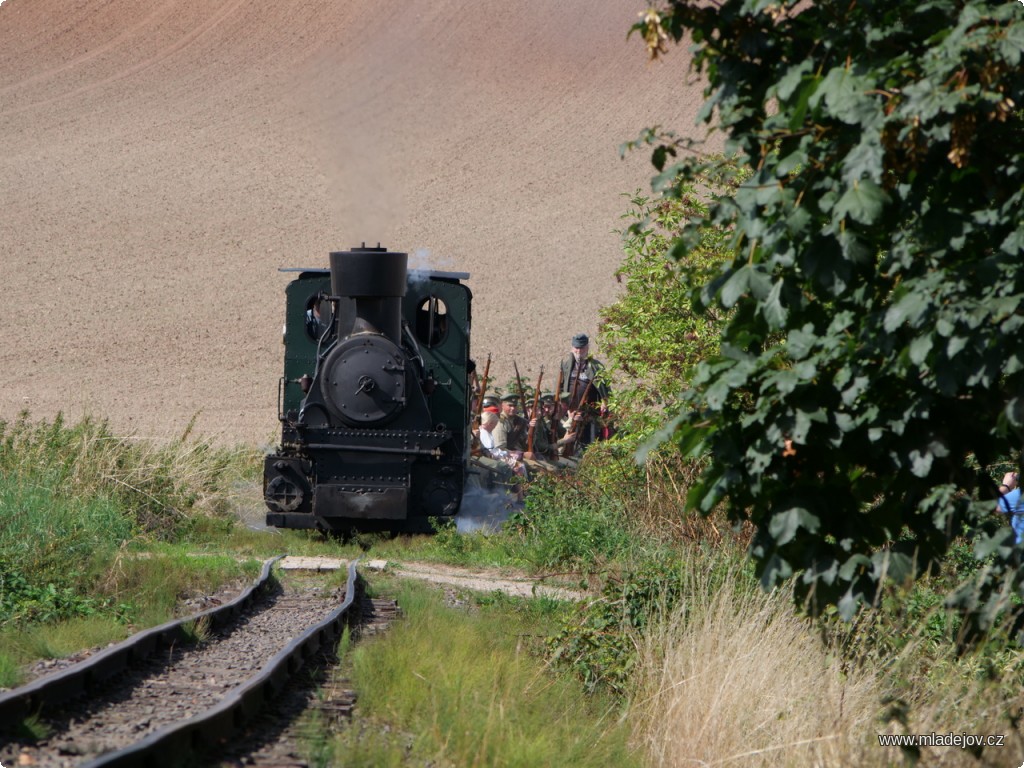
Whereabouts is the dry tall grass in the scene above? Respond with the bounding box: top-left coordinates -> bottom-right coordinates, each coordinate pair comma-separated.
864,609 -> 1024,766
632,566 -> 881,767
631,562 -> 1024,767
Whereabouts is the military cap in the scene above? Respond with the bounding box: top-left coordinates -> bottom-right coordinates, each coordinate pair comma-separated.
500,392 -> 520,402
539,391 -> 555,402
571,333 -> 589,349
481,393 -> 500,408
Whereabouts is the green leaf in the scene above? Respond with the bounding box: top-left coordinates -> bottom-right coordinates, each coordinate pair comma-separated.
908,335 -> 933,365
720,267 -> 749,308
884,291 -> 930,332
768,506 -> 820,546
837,590 -> 861,622
1006,397 -> 1024,428
946,335 -> 968,358
786,325 -> 816,358
833,180 -> 888,225
842,137 -> 885,185
761,279 -> 787,329
974,530 -> 1016,561
759,554 -> 794,590
776,149 -> 806,178
838,554 -> 871,582
813,68 -> 880,127
651,145 -> 676,172
870,550 -> 915,584
775,60 -> 814,101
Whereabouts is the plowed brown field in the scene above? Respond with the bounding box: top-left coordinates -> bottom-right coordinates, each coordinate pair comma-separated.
0,0 -> 714,444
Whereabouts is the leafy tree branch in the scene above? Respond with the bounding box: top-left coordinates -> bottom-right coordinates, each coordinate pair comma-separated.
630,0 -> 1024,629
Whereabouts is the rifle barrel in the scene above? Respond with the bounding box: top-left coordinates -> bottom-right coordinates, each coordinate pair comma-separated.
477,352 -> 492,422
526,368 -> 544,453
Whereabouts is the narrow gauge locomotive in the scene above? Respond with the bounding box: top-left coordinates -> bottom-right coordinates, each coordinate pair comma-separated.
263,245 -> 472,534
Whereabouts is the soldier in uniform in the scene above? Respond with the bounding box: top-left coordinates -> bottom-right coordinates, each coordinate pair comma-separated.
467,407 -> 523,499
493,393 -> 528,452
555,392 -> 584,460
478,408 -> 501,453
469,393 -> 501,454
558,333 -> 610,452
525,392 -> 556,459
522,390 -> 583,474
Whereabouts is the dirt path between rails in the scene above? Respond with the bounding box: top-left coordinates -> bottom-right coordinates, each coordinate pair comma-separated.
384,560 -> 592,603
279,556 -> 592,602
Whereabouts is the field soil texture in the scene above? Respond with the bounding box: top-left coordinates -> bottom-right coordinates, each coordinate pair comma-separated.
0,0 -> 714,444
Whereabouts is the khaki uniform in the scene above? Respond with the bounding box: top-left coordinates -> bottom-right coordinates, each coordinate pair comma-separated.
527,417 -> 552,455
494,413 -> 528,452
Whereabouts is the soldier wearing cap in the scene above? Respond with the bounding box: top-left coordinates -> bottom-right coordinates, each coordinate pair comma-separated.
554,391 -> 580,457
493,393 -> 528,452
560,334 -> 607,406
522,391 -> 578,471
524,392 -> 554,459
559,333 -> 610,453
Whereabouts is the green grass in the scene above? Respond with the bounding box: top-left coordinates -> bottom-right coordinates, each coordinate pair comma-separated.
0,549 -> 261,687
320,577 -> 640,768
0,413 -> 264,687
4,410 -> 1024,767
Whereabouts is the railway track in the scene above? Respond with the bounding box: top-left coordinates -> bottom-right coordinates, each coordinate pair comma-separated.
0,557 -> 378,768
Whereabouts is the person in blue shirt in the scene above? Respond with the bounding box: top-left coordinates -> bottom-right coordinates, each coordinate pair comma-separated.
996,471 -> 1023,544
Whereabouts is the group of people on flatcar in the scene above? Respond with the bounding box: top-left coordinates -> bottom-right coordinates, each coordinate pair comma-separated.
469,332 -> 611,478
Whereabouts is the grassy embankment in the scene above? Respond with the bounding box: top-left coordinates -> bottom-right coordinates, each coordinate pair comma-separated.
0,413 -> 636,767
3,412 -> 1024,766
0,412 -> 269,684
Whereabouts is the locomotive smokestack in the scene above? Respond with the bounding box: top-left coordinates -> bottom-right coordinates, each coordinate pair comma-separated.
329,245 -> 407,343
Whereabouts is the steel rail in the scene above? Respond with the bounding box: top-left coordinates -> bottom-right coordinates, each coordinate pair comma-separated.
82,559 -> 359,768
0,556 -> 283,726
0,557 -> 360,768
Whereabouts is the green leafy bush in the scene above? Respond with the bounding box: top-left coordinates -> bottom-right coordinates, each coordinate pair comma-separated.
0,411 -> 255,539
507,465 -> 640,571
601,184 -> 737,439
0,412 -> 256,631
0,566 -> 114,625
631,0 -> 1024,627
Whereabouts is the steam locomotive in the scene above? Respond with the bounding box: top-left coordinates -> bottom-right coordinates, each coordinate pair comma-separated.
263,245 -> 472,534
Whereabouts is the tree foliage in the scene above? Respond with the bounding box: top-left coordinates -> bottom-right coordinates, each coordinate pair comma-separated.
632,0 -> 1024,626
600,182 -> 736,438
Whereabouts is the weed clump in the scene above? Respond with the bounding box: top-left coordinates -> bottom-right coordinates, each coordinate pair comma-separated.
0,412 -> 259,687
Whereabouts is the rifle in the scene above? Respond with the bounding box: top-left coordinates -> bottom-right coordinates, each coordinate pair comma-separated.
567,377 -> 595,455
549,367 -> 564,458
513,359 -> 528,416
513,359 -> 530,450
568,357 -> 582,411
476,352 -> 492,423
526,367 -> 544,454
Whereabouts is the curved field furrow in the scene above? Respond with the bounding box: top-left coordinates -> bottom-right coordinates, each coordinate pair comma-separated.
0,0 -> 715,443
